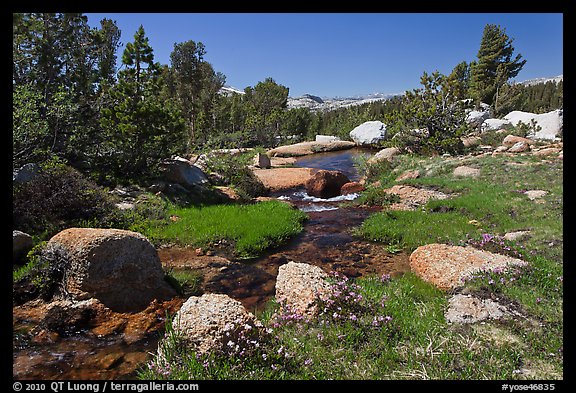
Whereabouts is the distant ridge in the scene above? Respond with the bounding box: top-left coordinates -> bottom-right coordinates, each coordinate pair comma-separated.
515,74 -> 563,87
219,74 -> 562,112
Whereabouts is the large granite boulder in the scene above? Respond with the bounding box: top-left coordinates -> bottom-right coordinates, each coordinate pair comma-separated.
305,169 -> 350,199
172,293 -> 261,356
503,109 -> 563,140
481,118 -> 512,132
43,228 -> 175,312
13,163 -> 40,185
13,230 -> 33,264
267,140 -> 355,157
409,243 -> 527,290
158,156 -> 209,189
466,103 -> 492,129
367,147 -> 401,164
349,121 -> 387,146
275,261 -> 332,319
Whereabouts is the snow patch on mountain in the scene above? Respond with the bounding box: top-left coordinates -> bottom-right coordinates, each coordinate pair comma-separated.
515,74 -> 563,87
287,92 -> 400,112
219,86 -> 245,96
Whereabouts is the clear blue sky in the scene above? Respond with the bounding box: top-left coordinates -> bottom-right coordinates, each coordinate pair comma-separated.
85,13 -> 563,98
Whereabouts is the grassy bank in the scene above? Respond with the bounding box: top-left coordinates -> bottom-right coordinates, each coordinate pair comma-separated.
138,200 -> 308,259
140,151 -> 562,380
141,262 -> 562,380
356,153 -> 563,262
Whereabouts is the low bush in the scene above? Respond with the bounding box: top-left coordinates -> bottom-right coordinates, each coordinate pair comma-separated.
12,158 -> 120,239
201,152 -> 267,200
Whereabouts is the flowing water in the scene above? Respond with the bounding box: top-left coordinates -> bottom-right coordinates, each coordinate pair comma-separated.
13,147 -> 411,380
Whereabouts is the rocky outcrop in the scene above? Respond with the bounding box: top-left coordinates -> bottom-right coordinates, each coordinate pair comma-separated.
315,135 -> 340,143
524,190 -> 547,201
481,118 -> 512,132
409,244 -> 527,290
367,147 -> 400,164
349,121 -> 387,146
13,163 -> 40,185
252,167 -> 316,192
503,109 -> 563,140
453,165 -> 480,178
532,147 -> 562,157
502,135 -> 535,147
340,181 -> 364,195
275,262 -> 332,319
384,185 -> 449,211
445,294 -> 510,324
466,103 -> 492,129
172,293 -> 261,356
305,170 -> 350,199
508,142 -> 531,153
43,228 -> 175,312
267,140 -> 355,157
252,152 -> 271,169
13,230 -> 33,264
461,136 -> 482,148
395,170 -> 420,182
159,156 -> 209,189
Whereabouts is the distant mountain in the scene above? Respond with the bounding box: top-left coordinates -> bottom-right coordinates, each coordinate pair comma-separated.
515,74 -> 563,87
219,86 -> 245,96
219,74 -> 562,112
287,92 -> 400,112
219,85 -> 400,112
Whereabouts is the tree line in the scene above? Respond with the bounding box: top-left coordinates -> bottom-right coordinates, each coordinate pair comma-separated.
13,14 -> 313,185
13,15 -> 562,186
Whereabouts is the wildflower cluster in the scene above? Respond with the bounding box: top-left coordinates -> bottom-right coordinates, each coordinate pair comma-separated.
466,233 -> 524,259
317,271 -> 366,324
463,265 -> 523,288
317,271 -> 393,329
269,302 -> 307,328
220,320 -> 267,359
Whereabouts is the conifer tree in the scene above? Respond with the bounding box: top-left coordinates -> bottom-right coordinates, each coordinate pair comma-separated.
470,24 -> 526,109
99,26 -> 185,182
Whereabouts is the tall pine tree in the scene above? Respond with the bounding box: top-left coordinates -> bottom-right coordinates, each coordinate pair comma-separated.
99,25 -> 185,182
470,24 -> 526,109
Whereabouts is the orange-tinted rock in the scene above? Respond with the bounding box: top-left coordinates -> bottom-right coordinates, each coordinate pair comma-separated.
305,170 -> 350,199
409,243 -> 527,290
340,181 -> 365,195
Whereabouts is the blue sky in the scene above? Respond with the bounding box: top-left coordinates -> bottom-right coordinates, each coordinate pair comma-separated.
85,13 -> 563,98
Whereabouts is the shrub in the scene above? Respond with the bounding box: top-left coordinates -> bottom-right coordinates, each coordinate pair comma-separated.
356,186 -> 400,207
12,240 -> 68,305
201,152 -> 267,199
12,157 -> 119,239
384,71 -> 471,155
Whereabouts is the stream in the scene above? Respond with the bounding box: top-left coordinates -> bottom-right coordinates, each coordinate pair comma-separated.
13,147 -> 411,380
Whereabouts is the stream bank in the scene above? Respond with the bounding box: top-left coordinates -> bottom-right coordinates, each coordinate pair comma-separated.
13,146 -> 411,380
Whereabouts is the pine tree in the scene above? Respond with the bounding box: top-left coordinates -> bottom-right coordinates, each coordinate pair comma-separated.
168,40 -> 225,149
99,26 -> 185,182
470,24 -> 526,108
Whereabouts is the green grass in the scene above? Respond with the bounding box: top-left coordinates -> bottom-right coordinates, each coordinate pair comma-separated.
164,268 -> 203,297
140,201 -> 308,259
138,150 -> 562,380
357,210 -> 477,251
140,267 -> 563,379
356,153 -> 563,262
